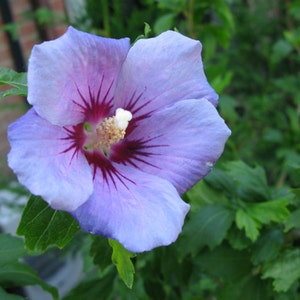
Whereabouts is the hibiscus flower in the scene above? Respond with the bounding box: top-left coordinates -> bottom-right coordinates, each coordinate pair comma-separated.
8,27 -> 230,252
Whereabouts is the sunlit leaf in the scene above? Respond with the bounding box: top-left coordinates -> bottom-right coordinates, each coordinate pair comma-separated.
109,239 -> 136,289
248,197 -> 290,225
143,22 -> 151,37
236,209 -> 261,242
133,23 -> 152,43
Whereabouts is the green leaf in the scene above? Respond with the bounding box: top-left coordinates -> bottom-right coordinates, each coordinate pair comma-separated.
62,274 -> 115,300
198,244 -> 252,281
1,23 -> 18,40
156,0 -> 186,11
262,249 -> 300,292
211,71 -> 233,94
225,161 -> 270,202
235,198 -> 290,242
185,180 -> 229,211
216,274 -> 268,300
0,261 -> 58,299
17,195 -> 80,252
215,95 -> 239,127
0,287 -> 25,300
236,209 -> 261,242
90,236 -> 112,271
227,226 -> 252,250
0,88 -> 26,98
204,167 -> 236,198
133,23 -> 152,44
251,229 -> 284,265
215,1 -> 235,30
181,204 -> 234,254
143,22 -> 151,38
154,13 -> 176,34
0,67 -> 27,99
0,235 -> 54,299
291,188 -> 300,202
0,234 -> 27,266
271,39 -> 293,64
247,198 -> 290,225
109,239 -> 136,289
285,208 -> 300,231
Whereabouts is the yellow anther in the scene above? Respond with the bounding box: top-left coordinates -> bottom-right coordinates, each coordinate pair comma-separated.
96,117 -> 126,149
84,108 -> 132,155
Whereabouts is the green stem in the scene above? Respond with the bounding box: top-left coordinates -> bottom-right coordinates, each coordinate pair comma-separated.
186,0 -> 196,38
102,0 -> 110,37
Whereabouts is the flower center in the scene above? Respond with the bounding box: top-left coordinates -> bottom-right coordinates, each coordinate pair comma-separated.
84,108 -> 132,156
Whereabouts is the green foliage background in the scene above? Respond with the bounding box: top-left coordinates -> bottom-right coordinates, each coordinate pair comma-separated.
1,0 -> 300,299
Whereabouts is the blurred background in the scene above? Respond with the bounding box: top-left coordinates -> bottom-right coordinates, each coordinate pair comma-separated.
0,1 -> 299,299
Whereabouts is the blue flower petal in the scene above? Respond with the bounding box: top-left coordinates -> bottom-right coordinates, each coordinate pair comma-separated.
28,26 -> 130,126
113,30 -> 218,119
111,98 -> 231,195
72,165 -> 190,253
8,109 -> 94,211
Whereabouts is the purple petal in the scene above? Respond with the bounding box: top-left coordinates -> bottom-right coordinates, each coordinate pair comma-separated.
72,165 -> 190,252
28,26 -> 130,126
113,30 -> 218,119
7,109 -> 93,211
112,99 -> 231,195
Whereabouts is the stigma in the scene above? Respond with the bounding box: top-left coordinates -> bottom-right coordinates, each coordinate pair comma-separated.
115,108 -> 133,129
84,108 -> 132,155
